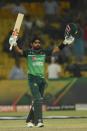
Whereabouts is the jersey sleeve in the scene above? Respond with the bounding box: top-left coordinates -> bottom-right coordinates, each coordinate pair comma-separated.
23,49 -> 29,57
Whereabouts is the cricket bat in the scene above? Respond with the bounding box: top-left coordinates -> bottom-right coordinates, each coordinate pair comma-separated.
9,13 -> 24,50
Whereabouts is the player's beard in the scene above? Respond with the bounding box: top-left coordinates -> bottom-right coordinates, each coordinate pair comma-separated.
33,45 -> 41,50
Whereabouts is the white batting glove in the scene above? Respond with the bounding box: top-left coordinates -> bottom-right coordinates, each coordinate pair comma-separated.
9,35 -> 17,50
63,35 -> 75,45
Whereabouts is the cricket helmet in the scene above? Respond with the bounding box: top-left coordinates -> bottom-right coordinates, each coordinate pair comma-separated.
65,23 -> 78,37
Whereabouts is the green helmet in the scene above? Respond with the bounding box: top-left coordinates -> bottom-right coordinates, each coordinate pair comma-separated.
65,23 -> 78,37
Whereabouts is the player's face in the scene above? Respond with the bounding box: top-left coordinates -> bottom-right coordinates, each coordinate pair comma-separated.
32,40 -> 41,50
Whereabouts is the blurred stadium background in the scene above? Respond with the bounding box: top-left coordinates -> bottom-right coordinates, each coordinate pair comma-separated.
0,0 -> 87,128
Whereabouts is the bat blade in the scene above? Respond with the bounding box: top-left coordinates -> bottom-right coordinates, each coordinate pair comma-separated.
13,13 -> 24,33
9,13 -> 24,51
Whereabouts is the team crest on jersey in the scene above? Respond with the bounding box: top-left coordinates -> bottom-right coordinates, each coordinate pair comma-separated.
32,56 -> 36,60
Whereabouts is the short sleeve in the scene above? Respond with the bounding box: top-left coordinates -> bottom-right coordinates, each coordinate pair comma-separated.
23,49 -> 29,57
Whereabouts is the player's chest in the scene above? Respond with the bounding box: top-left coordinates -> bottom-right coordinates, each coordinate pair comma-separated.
27,54 -> 46,63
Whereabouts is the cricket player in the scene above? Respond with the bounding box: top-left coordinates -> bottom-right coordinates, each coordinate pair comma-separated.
9,23 -> 78,127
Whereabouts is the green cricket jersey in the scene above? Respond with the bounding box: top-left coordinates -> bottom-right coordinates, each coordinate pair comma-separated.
23,48 -> 52,78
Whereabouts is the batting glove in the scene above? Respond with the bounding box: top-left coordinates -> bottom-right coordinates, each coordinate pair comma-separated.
63,35 -> 75,45
9,35 -> 17,50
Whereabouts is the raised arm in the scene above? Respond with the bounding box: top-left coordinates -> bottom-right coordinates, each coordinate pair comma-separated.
14,45 -> 23,55
53,23 -> 78,53
52,35 -> 75,53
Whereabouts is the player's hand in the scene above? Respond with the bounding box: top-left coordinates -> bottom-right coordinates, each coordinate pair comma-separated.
9,35 -> 17,50
63,35 -> 75,45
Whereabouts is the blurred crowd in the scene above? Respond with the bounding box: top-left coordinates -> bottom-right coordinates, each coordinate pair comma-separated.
1,0 -> 87,79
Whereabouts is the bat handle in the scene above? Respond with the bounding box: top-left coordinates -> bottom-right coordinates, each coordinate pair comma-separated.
9,45 -> 13,51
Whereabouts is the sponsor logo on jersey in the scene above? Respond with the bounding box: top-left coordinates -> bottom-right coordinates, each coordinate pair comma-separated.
33,62 -> 43,66
32,56 -> 36,60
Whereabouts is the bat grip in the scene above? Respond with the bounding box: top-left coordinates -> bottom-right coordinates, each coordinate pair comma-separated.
9,45 -> 13,51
